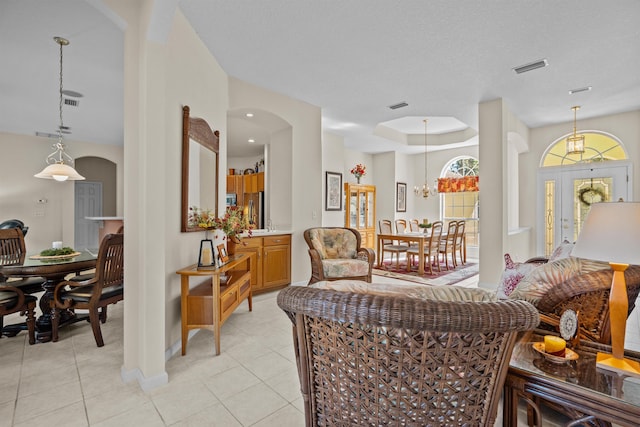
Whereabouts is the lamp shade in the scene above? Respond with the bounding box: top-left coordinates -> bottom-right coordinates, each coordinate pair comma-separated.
571,202 -> 640,265
34,163 -> 85,181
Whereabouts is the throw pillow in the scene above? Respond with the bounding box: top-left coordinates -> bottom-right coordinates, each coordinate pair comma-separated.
549,239 -> 574,262
496,253 -> 539,299
508,257 -> 608,305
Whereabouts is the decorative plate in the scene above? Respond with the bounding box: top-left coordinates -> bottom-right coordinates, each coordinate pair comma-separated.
559,309 -> 578,341
243,168 -> 254,175
532,342 -> 579,364
30,251 -> 81,261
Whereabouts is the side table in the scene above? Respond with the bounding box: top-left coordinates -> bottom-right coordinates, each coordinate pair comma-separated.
505,331 -> 640,426
176,253 -> 254,356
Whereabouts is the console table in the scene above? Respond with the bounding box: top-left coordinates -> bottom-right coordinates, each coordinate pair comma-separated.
504,331 -> 640,426
176,253 -> 254,356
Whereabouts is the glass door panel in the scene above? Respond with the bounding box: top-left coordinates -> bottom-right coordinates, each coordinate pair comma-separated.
358,192 -> 365,228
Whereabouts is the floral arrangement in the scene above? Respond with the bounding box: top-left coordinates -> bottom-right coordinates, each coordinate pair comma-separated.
418,222 -> 432,228
350,163 -> 366,179
189,206 -> 253,242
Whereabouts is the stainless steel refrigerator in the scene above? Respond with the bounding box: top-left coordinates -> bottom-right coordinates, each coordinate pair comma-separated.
244,191 -> 264,229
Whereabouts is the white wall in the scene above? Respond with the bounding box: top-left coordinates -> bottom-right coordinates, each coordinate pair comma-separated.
322,131 -> 346,226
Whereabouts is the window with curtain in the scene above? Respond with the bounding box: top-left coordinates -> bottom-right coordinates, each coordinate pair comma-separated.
440,157 -> 479,247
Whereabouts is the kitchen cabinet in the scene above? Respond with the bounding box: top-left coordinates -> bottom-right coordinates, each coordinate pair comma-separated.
228,233 -> 290,293
344,183 -> 376,249
226,172 -> 264,206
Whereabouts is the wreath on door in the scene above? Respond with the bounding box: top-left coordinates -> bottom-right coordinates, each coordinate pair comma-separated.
578,187 -> 606,206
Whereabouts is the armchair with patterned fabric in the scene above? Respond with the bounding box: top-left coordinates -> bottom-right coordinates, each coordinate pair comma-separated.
303,227 -> 375,285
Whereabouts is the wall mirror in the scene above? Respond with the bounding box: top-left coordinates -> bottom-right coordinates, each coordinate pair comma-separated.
181,105 -> 219,232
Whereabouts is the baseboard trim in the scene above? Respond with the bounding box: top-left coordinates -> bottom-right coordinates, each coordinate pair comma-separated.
120,366 -> 169,392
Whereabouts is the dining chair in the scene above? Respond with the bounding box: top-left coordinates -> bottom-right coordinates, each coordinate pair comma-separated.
51,233 -> 124,347
409,219 -> 420,232
277,285 -> 540,427
378,219 -> 408,269
395,219 -> 407,234
0,285 -> 36,344
406,221 -> 442,274
455,220 -> 466,265
439,221 -> 459,270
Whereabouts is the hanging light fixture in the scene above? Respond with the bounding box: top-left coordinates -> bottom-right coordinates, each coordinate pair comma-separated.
565,105 -> 585,155
414,119 -> 436,198
34,36 -> 84,182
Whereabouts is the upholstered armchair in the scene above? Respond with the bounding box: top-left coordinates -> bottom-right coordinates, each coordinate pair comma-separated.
303,227 -> 375,285
277,285 -> 539,426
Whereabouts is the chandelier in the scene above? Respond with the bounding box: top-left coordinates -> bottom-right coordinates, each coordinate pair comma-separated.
34,36 -> 84,182
414,119 -> 437,198
565,105 -> 585,155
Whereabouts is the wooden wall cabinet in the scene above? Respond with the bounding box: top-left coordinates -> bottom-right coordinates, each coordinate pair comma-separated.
228,233 -> 290,293
226,172 -> 264,208
175,253 -> 254,356
344,183 -> 376,249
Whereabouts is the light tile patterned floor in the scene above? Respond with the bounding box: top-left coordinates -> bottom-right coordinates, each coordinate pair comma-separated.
2,268 -> 634,426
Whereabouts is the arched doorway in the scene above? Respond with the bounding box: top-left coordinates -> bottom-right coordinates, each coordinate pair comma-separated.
537,132 -> 631,255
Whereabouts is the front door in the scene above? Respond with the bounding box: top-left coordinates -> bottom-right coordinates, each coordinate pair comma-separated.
538,162 -> 631,256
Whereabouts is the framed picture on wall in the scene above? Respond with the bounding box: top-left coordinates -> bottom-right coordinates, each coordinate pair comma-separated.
326,171 -> 343,211
396,182 -> 407,212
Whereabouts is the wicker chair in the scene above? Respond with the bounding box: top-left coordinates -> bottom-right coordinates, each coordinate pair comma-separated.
536,265 -> 640,344
278,286 -> 539,427
303,227 -> 375,285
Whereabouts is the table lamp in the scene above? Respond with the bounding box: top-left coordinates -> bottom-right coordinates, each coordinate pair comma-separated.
571,201 -> 640,376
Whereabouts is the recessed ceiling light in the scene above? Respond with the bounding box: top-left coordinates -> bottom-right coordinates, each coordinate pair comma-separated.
248,139 -> 255,143
246,113 -> 254,117
569,86 -> 592,95
513,59 -> 548,74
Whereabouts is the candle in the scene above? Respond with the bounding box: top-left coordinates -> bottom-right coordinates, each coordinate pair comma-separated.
52,241 -> 63,249
202,248 -> 212,265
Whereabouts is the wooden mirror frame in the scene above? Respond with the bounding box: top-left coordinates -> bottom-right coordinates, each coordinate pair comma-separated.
181,105 -> 220,232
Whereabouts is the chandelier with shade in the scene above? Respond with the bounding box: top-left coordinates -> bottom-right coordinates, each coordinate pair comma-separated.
34,36 -> 84,182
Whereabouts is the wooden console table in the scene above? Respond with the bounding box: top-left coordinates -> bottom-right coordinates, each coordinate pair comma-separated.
176,253 -> 254,356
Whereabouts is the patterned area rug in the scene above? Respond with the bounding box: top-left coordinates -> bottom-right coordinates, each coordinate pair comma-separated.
373,260 -> 479,286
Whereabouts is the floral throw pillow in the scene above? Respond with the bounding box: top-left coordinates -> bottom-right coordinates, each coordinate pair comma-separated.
496,253 -> 539,299
549,239 -> 574,262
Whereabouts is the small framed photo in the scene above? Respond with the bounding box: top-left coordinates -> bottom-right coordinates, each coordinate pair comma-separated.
198,239 -> 216,267
396,182 -> 407,212
325,171 -> 343,211
217,244 -> 229,264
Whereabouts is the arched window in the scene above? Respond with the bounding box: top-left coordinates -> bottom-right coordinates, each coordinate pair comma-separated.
440,156 -> 479,248
541,132 -> 627,167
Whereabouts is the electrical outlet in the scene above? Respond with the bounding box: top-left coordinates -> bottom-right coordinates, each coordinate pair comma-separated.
34,211 -> 44,217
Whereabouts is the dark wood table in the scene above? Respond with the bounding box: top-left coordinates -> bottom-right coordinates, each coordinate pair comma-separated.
504,331 -> 640,426
0,251 -> 97,342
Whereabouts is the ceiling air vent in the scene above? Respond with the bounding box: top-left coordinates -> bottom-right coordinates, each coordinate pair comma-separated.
388,102 -> 408,110
569,86 -> 592,95
64,98 -> 79,107
513,59 -> 548,74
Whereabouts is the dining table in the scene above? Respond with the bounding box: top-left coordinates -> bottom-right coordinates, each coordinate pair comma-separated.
0,250 -> 97,342
377,231 -> 443,276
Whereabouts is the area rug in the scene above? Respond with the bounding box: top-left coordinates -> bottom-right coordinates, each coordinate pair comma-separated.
373,260 -> 478,286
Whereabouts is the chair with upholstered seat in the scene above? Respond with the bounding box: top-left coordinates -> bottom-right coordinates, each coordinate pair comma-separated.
50,233 -> 124,347
395,219 -> 407,234
378,220 -> 408,269
277,285 -> 539,427
454,220 -> 466,265
0,285 -> 36,344
409,219 -> 420,232
406,221 -> 442,274
439,220 -> 459,270
303,227 -> 375,285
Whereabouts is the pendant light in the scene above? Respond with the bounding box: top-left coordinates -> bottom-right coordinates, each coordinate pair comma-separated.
414,119 -> 436,198
35,36 -> 85,182
565,106 -> 585,155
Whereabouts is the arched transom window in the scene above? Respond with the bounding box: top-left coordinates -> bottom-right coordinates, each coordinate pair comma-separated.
541,132 -> 627,167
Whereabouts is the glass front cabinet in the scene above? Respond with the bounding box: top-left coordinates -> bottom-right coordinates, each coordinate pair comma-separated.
344,183 -> 376,249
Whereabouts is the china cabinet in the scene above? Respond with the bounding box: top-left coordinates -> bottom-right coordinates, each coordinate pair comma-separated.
344,183 -> 376,249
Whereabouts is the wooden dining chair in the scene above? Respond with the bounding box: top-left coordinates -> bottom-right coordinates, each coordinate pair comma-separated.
439,221 -> 459,270
395,219 -> 407,234
51,233 -> 124,347
406,221 -> 442,274
455,220 -> 466,265
378,220 -> 408,269
0,285 -> 36,344
0,228 -> 46,295
409,219 -> 420,232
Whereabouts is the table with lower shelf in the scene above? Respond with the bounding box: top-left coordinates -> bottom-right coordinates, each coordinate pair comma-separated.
176,253 -> 254,356
504,331 -> 640,426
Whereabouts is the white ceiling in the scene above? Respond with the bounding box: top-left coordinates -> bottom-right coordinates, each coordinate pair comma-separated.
2,1 -> 639,158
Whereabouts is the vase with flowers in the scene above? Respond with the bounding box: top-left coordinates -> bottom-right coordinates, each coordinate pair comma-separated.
350,163 -> 366,184
189,206 -> 253,262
